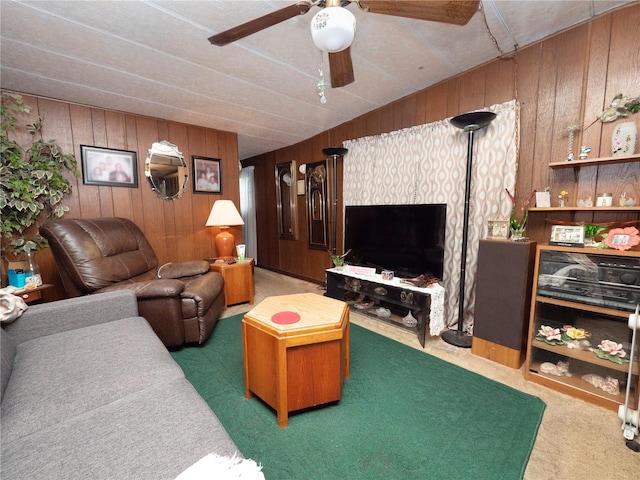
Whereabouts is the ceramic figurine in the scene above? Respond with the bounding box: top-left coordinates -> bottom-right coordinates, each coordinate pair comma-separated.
540,360 -> 572,377
402,311 -> 418,327
582,374 -> 620,395
578,146 -> 592,160
619,192 -> 636,207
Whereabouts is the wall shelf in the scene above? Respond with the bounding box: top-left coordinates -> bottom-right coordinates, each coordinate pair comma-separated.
548,153 -> 640,169
529,207 -> 640,212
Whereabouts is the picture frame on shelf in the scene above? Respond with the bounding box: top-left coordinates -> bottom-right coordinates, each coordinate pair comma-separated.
603,227 -> 640,251
535,191 -> 551,208
80,145 -> 138,188
192,156 -> 222,194
549,225 -> 585,247
486,220 -> 509,239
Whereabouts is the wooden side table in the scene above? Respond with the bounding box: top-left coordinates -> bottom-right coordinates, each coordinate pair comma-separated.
12,284 -> 54,304
209,258 -> 254,309
242,293 -> 350,427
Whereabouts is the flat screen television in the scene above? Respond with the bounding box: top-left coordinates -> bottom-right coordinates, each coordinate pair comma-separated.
344,204 -> 446,280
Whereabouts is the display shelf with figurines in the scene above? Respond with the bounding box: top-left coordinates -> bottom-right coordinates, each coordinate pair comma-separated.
525,244 -> 640,411
325,267 -> 444,348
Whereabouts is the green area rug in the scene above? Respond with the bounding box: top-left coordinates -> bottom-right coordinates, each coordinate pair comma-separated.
172,315 -> 545,480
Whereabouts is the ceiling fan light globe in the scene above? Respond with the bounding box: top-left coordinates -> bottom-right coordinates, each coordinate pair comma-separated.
310,7 -> 356,53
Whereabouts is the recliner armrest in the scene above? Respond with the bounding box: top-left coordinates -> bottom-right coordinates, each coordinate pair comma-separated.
157,260 -> 211,279
97,279 -> 185,298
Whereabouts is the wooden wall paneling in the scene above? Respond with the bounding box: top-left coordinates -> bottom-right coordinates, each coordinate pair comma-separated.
134,116 -> 167,263
201,127 -> 220,257
31,98 -> 75,300
395,94 -> 417,131
606,5 -> 640,110
580,15 -> 612,157
532,36 -> 559,195
167,122 -> 192,262
37,98 -> 79,214
124,114 -> 146,230
224,131 -> 241,203
259,151 -> 279,268
105,111 -> 136,221
154,120 -> 176,261
329,123 -> 348,151
423,83 -> 449,124
484,58 -> 515,108
365,108 -> 383,138
261,152 -> 278,267
515,45 -> 542,200
595,162 -> 640,224
188,126 -> 215,258
548,26 -> 590,206
89,108 -> 115,218
68,104 -> 101,219
599,5 -> 640,161
445,77 -> 461,117
217,130 -> 232,198
457,66 -> 487,113
415,91 -> 428,125
575,16 -> 612,208
349,114 -> 369,142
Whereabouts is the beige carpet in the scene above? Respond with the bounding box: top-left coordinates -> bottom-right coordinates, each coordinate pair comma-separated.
223,267 -> 640,480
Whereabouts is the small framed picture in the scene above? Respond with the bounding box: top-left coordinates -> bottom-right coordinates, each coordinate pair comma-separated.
487,220 -> 509,239
81,145 -> 138,187
192,156 -> 222,194
603,227 -> 640,251
535,191 -> 551,208
550,225 -> 585,247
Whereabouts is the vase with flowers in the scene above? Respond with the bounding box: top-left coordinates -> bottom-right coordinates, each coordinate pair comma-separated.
505,188 -> 536,241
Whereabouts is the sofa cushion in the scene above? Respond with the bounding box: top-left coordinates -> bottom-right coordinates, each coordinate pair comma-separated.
1,316 -> 184,443
1,329 -> 17,401
1,377 -> 241,480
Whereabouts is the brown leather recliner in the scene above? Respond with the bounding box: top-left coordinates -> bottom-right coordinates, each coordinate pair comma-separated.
39,217 -> 225,348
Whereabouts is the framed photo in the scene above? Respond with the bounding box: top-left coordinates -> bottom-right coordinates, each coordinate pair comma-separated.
535,191 -> 551,208
486,220 -> 509,239
550,225 -> 585,247
603,227 -> 640,251
81,145 -> 138,188
192,156 -> 222,193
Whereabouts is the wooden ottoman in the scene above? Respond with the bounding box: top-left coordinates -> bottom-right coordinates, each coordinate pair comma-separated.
242,293 -> 350,427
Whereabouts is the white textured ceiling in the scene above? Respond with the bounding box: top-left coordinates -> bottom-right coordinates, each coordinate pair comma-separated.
0,0 -> 634,159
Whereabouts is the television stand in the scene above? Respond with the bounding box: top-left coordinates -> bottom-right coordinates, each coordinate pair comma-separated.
325,268 -> 445,348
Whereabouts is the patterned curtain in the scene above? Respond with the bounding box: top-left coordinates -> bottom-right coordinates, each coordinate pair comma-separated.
343,100 -> 519,334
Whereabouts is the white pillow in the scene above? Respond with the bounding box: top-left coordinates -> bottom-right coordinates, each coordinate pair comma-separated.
175,453 -> 265,480
0,287 -> 28,323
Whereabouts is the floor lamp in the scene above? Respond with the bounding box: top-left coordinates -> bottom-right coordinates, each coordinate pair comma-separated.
441,111 -> 497,348
322,147 -> 348,255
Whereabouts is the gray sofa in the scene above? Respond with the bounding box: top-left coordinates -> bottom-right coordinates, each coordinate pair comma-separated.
1,290 -> 242,479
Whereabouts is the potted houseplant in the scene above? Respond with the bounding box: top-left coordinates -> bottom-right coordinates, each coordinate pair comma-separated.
1,92 -> 78,281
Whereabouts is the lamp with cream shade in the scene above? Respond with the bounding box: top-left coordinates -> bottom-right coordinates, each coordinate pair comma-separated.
206,200 -> 244,260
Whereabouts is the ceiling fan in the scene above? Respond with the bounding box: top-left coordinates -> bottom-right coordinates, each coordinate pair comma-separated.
208,0 -> 480,88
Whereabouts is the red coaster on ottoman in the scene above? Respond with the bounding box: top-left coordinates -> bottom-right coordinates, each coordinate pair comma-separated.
271,311 -> 301,324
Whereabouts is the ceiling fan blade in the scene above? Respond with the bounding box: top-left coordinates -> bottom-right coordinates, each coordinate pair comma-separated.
357,0 -> 479,26
329,48 -> 355,88
208,1 -> 313,46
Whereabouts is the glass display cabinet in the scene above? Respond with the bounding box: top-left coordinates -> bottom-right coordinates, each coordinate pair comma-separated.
525,244 -> 639,411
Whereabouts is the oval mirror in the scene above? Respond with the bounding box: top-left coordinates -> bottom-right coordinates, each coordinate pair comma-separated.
145,140 -> 188,200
